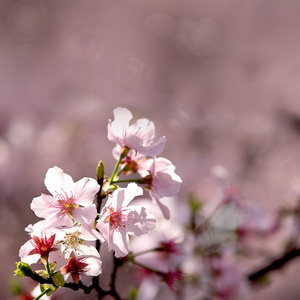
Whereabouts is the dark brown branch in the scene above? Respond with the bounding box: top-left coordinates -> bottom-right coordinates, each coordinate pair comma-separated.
94,175 -> 106,299
248,248 -> 300,282
109,256 -> 124,300
24,271 -> 95,293
25,270 -> 118,297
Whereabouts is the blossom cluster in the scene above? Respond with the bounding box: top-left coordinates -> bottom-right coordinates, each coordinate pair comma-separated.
16,107 -> 182,299
15,107 -> 300,300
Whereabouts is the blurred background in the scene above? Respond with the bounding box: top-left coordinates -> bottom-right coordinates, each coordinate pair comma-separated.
2,0 -> 300,299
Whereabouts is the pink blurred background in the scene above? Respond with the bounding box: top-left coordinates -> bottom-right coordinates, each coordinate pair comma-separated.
2,0 -> 300,299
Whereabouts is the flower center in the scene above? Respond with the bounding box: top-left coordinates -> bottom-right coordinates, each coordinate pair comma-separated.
66,256 -> 89,275
159,240 -> 181,254
56,190 -> 79,217
61,231 -> 84,255
104,207 -> 134,231
29,232 -> 56,259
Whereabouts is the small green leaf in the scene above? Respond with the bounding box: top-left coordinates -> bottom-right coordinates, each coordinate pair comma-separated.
51,272 -> 65,287
40,284 -> 57,296
35,269 -> 49,277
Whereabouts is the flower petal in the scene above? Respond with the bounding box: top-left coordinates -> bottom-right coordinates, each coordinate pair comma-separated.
30,194 -> 60,219
73,206 -> 97,229
74,177 -> 100,206
150,191 -> 171,219
139,136 -> 166,156
44,167 -> 74,196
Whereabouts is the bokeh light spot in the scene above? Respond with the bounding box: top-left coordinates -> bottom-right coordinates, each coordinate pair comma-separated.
8,0 -> 46,42
117,58 -> 144,88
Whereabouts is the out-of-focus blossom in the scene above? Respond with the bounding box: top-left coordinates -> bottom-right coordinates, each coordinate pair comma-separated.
208,247 -> 250,300
131,198 -> 187,299
135,273 -> 161,300
235,204 -> 279,240
30,166 -> 100,230
97,183 -> 156,257
160,270 -> 182,292
107,107 -> 166,157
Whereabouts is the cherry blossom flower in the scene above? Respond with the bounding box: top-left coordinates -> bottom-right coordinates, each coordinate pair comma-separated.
19,223 -> 59,265
138,157 -> 182,219
30,166 -> 100,230
60,248 -> 102,283
96,183 -> 156,258
107,107 -> 166,157
55,224 -> 103,259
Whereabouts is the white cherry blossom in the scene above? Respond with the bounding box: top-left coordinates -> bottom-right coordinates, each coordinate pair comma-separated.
30,166 -> 100,230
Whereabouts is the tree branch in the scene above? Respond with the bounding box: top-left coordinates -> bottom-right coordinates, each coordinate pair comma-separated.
248,248 -> 300,282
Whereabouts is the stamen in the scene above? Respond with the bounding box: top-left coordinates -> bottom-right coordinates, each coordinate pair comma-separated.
55,189 -> 79,217
28,232 -> 57,261
104,207 -> 135,232
61,231 -> 84,255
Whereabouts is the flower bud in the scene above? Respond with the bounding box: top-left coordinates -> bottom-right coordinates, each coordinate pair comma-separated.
14,262 -> 35,277
96,160 -> 105,180
120,147 -> 130,159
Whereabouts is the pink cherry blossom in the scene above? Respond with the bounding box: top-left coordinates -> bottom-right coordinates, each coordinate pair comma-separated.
138,157 -> 182,219
107,107 -> 166,157
60,248 -> 102,283
96,183 -> 156,258
30,166 -> 100,230
19,223 -> 59,265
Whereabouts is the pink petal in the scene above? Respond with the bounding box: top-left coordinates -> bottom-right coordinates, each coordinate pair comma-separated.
152,172 -> 182,197
44,167 -> 74,196
30,194 -> 60,219
139,136 -> 166,156
73,206 -> 97,229
122,183 -> 143,207
111,230 -> 129,258
74,177 -> 100,206
108,107 -> 133,142
19,240 -> 34,259
150,191 -> 171,219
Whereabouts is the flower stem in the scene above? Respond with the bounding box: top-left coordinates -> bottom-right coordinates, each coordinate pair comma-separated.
111,178 -> 143,184
109,154 -> 124,185
131,247 -> 162,257
131,260 -> 161,276
46,261 -> 51,276
33,288 -> 51,300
